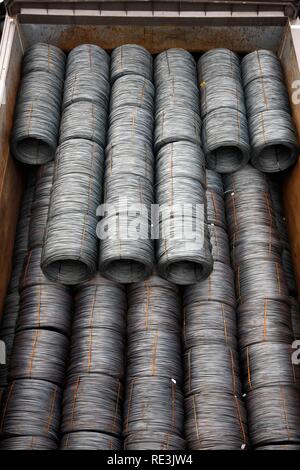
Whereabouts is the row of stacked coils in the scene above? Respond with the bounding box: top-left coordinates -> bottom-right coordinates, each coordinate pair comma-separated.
0,43 -> 299,450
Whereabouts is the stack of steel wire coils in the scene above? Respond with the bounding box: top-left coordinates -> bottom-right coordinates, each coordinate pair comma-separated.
41,44 -> 110,285
99,45 -> 155,283
198,49 -> 250,173
60,274 -> 126,450
224,164 -> 300,449
183,170 -> 248,450
124,273 -> 185,450
242,50 -> 298,172
154,49 -> 213,284
11,43 -> 66,164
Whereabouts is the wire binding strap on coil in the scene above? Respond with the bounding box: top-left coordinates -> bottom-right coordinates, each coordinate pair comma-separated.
155,49 -> 197,83
22,43 -> 66,81
155,77 -> 200,115
105,142 -> 154,183
208,225 -> 231,266
124,432 -> 186,451
244,77 -> 290,116
61,432 -> 122,450
223,164 -> 269,194
66,44 -> 110,81
198,49 -> 241,83
20,247 -> 58,291
107,105 -> 154,148
62,70 -> 110,111
0,436 -> 58,450
110,75 -> 155,113
206,190 -> 227,230
111,44 -> 153,83
241,50 -> 284,88
200,76 -> 246,118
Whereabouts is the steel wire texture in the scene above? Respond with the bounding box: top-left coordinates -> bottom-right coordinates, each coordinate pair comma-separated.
241,50 -> 284,87
107,105 -> 154,148
0,292 -> 20,334
124,433 -> 186,450
22,43 -> 66,81
155,77 -> 200,116
111,44 -> 153,83
0,436 -> 58,450
208,225 -> 231,265
66,44 -> 110,81
198,49 -> 241,83
256,445 -> 300,450
206,189 -> 227,229
110,75 -> 155,113
62,70 -> 110,110
223,164 -> 269,194
155,49 -> 197,83
244,77 -> 290,116
282,246 -> 297,294
60,432 -> 122,450
200,76 -> 246,118
105,142 -> 154,183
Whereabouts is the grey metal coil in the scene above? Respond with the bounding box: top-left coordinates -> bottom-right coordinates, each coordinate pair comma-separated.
244,77 -> 290,116
198,49 -> 241,83
105,142 -> 154,183
124,432 -> 186,450
154,106 -> 201,152
61,374 -> 123,436
202,108 -> 251,173
237,299 -> 293,350
0,436 -> 58,450
249,110 -> 298,172
291,297 -> 300,340
206,190 -> 227,230
60,432 -> 122,450
256,444 -> 300,450
124,376 -> 184,437
183,301 -> 238,351
59,101 -> 108,147
183,262 -> 236,309
0,291 -> 20,333
236,258 -> 289,305
103,173 -> 154,208
184,392 -> 248,450
156,176 -> 205,208
12,218 -> 31,259
110,75 -> 154,113
200,76 -> 246,118
223,164 -> 269,194
22,43 -> 66,81
282,247 -> 297,294
20,247 -> 57,291
241,50 -> 284,88
62,71 -> 110,110
17,70 -> 63,110
111,44 -> 153,83
6,257 -> 25,294
246,385 -> 300,447
208,225 -> 231,265
9,329 -> 69,386
107,105 -> 154,148
241,342 -> 300,393
206,169 -> 224,195
17,284 -> 72,336
154,49 -> 197,83
66,44 -> 110,81
29,205 -> 50,250
155,78 -> 200,115
0,379 -> 61,441
184,345 -> 242,397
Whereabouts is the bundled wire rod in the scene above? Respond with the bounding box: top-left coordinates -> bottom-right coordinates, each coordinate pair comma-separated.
124,377 -> 184,437
59,101 -> 108,147
110,75 -> 154,113
154,106 -> 201,152
154,49 -> 197,83
223,164 -> 269,195
17,284 -> 72,336
20,247 -> 58,290
202,108 -> 250,173
237,299 -> 293,350
208,225 -> 231,265
246,385 -> 300,447
249,110 -> 298,172
155,77 -> 200,115
17,71 -> 63,110
256,445 -> 300,450
184,392 -> 248,450
126,330 -> 182,384
244,77 -> 290,116
107,105 -> 154,148
12,219 -> 31,259
61,432 -> 122,450
183,262 -> 236,309
183,301 -> 238,351
0,436 -> 58,450
61,374 -> 123,436
282,247 -> 297,294
0,292 -> 20,333
241,50 -> 284,88
62,70 -> 110,111
22,43 -> 66,81
103,174 -> 154,209
6,257 -> 26,294
206,169 -> 224,196
157,176 -> 205,208
206,189 -> 227,230
66,44 -> 110,81
198,49 -> 241,83
8,329 -> 69,386
184,344 -> 242,397
0,379 -> 62,441
125,432 -> 186,450
105,142 -> 154,183
236,258 -> 289,305
241,342 -> 300,393
111,44 -> 153,83
200,76 -> 246,118
291,297 -> 300,340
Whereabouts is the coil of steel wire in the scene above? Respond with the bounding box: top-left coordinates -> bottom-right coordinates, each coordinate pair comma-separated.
0,292 -> 20,333
0,379 -> 61,441
237,299 -> 293,350
124,376 -> 184,436
0,436 -> 58,450
183,262 -> 236,309
20,247 -> 57,290
107,105 -> 154,148
61,432 -> 122,450
111,44 -> 153,83
246,386 -> 300,447
6,257 -> 26,294
54,139 -> 104,179
62,71 -> 110,110
110,75 -> 154,113
157,176 -> 205,208
184,392 -> 248,450
208,225 -> 231,265
154,49 -> 197,83
256,445 -> 300,450
241,342 -> 300,392
59,101 -> 108,147
249,110 -> 298,172
241,50 -> 284,88
198,49 -> 241,83
206,190 -> 227,230
206,169 -> 224,195
223,164 -> 269,195
105,142 -> 154,183
183,301 -> 238,351
22,43 -> 66,81
244,77 -> 290,116
155,78 -> 200,115
12,218 -> 31,258
66,44 -> 110,81
291,297 -> 300,340
124,432 -> 186,450
184,344 -> 241,397
103,174 -> 154,208
61,374 -> 123,436
17,284 -> 72,336
200,76 -> 246,118
282,247 -> 297,294
202,108 -> 250,173
17,71 -> 63,110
